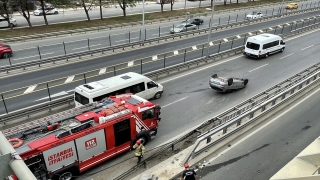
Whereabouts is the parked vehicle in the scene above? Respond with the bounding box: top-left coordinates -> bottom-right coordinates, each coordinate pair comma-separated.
181,18 -> 204,25
244,33 -> 285,58
170,23 -> 197,33
0,17 -> 17,28
6,94 -> 161,180
246,12 -> 264,19
0,44 -> 13,58
209,74 -> 249,92
286,3 -> 298,9
34,7 -> 59,16
74,72 -> 164,107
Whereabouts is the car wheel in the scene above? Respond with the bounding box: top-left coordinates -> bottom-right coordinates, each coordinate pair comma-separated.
227,78 -> 233,86
2,53 -> 11,58
54,11 -> 58,14
265,53 -> 269,58
154,92 -> 162,99
281,48 -> 285,52
211,74 -> 218,78
244,79 -> 249,85
39,12 -> 43,16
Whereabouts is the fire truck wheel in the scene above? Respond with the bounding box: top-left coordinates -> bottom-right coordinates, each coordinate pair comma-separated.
154,92 -> 162,99
52,168 -> 77,180
138,135 -> 148,145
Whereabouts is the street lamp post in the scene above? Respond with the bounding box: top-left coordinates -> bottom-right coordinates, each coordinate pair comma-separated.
142,0 -> 145,41
206,0 -> 215,58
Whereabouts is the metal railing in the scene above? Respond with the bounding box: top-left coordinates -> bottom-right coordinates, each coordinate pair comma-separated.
1,8 -> 319,74
0,18 -> 319,180
1,19 -> 320,115
0,0 -> 313,43
182,61 -> 320,164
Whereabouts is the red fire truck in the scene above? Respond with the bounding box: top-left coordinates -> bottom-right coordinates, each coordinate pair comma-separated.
4,94 -> 161,180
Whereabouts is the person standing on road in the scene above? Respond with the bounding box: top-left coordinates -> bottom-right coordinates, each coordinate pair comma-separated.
133,139 -> 145,163
181,163 -> 199,180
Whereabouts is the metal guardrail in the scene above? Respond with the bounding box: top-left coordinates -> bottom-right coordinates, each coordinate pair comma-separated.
0,95 -> 73,126
1,20 -> 319,126
182,61 -> 320,164
1,7 -> 319,74
113,25 -> 320,179
0,0 -> 312,43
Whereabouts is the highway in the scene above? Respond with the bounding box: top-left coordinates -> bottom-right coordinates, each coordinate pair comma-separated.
0,21 -> 319,179
1,10 -> 320,114
3,0 -> 318,65
196,77 -> 320,180
75,29 -> 320,179
7,0 -> 247,28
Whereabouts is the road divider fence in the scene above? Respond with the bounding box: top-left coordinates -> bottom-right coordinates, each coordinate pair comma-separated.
0,0 -> 314,43
1,19 -> 320,115
1,9 -> 320,75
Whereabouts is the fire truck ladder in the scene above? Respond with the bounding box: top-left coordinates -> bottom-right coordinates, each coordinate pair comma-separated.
3,102 -> 101,137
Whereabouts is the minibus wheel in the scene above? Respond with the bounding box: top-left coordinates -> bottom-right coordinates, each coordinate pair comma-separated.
265,53 -> 269,58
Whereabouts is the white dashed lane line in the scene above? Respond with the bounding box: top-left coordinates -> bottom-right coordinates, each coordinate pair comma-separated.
162,96 -> 188,108
280,53 -> 294,60
301,45 -> 314,50
248,64 -> 268,73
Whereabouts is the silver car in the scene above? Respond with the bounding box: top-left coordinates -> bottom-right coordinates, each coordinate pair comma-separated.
170,23 -> 197,34
209,74 -> 249,92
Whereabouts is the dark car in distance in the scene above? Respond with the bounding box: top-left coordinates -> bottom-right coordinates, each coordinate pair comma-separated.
0,44 -> 13,58
181,18 -> 204,25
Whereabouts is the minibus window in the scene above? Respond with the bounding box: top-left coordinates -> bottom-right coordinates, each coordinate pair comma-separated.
75,92 -> 89,105
246,42 -> 260,50
147,81 -> 157,89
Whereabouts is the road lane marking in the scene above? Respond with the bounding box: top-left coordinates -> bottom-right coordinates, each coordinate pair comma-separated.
24,85 -> 37,94
152,32 -> 167,36
207,82 -> 320,163
162,96 -> 188,108
280,53 -> 294,59
301,45 -> 314,50
13,55 -> 39,61
159,55 -> 242,84
41,52 -> 54,56
34,91 -> 69,102
72,47 -> 86,50
248,64 -> 268,72
99,68 -> 107,74
90,44 -> 102,47
65,75 -> 75,83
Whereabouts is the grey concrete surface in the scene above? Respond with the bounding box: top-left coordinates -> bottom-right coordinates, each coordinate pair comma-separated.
196,76 -> 320,180
0,28 -> 317,179
2,1 -> 318,64
3,0 -> 251,28
0,10 -> 319,108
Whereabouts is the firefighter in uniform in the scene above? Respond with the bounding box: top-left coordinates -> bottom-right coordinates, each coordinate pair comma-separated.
133,139 -> 145,163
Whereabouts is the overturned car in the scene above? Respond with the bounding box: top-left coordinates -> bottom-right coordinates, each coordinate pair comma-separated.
209,74 -> 249,92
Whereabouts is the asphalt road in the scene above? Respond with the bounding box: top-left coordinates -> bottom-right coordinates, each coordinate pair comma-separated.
2,0 -> 318,65
5,0 -> 249,28
196,77 -> 320,180
1,10 -> 320,111
0,26 -> 319,179
77,28 -> 320,179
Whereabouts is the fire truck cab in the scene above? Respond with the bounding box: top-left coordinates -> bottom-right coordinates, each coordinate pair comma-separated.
5,94 -> 161,180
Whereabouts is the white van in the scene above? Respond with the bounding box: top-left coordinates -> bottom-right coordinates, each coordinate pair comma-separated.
74,72 -> 164,107
244,34 -> 285,58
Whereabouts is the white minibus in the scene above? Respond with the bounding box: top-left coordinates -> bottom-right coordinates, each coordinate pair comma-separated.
244,33 -> 286,58
74,72 -> 164,107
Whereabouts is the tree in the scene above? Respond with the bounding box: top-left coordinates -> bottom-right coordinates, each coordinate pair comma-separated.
116,0 -> 136,17
159,0 -> 170,12
80,0 -> 93,20
170,0 -> 174,11
0,0 -> 13,29
12,0 -> 33,28
39,0 -> 49,25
